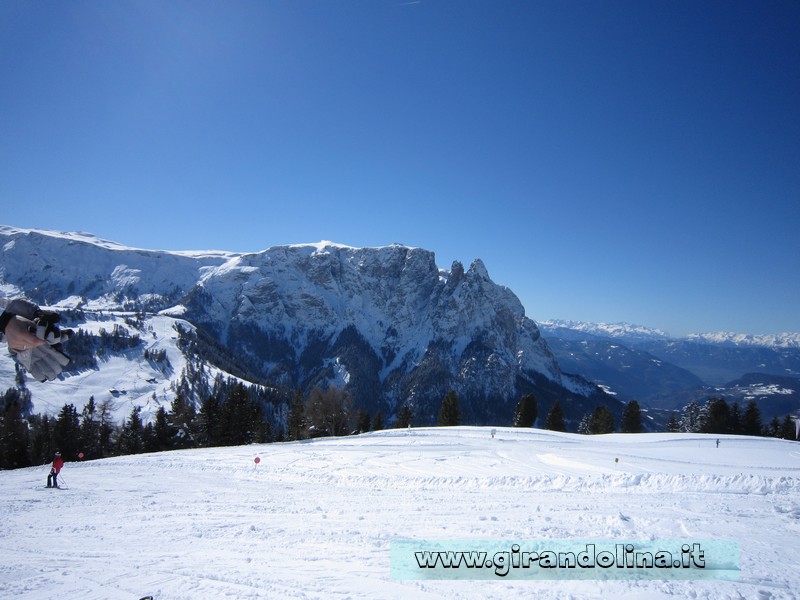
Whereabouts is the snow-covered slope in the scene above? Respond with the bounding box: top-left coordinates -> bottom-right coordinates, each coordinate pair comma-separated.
1,427 -> 798,599
0,311 -> 237,424
0,225 -> 237,310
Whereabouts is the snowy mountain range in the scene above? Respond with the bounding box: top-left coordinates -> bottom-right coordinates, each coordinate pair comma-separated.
539,319 -> 800,349
538,319 -> 800,420
537,319 -> 673,343
0,226 -> 607,426
684,331 -> 800,348
4,226 -> 796,429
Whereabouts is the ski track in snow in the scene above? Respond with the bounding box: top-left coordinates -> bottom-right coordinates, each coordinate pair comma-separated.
2,428 -> 800,600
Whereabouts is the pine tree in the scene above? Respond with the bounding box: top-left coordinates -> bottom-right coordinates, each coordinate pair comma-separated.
729,401 -> 742,434
255,419 -> 273,444
780,415 -> 796,440
286,390 -> 306,441
98,398 -> 117,458
152,406 -> 174,451
700,397 -> 731,434
219,383 -> 261,445
198,394 -> 222,446
438,390 -> 461,426
545,401 -> 567,432
577,412 -> 591,434
142,422 -> 158,453
52,403 -> 81,460
0,397 -> 31,469
680,401 -> 702,433
372,411 -> 384,432
395,404 -> 413,429
666,412 -> 680,432
169,393 -> 197,449
119,406 -> 144,455
588,405 -> 615,434
356,410 -> 371,434
512,394 -> 537,428
741,400 -> 763,436
80,397 -> 102,460
620,400 -> 643,433
314,387 -> 353,437
766,416 -> 781,438
30,414 -> 53,465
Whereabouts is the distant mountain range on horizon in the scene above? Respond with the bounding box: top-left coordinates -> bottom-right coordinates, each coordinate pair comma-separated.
538,319 -> 800,349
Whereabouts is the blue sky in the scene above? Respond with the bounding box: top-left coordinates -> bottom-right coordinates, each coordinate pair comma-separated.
2,0 -> 798,336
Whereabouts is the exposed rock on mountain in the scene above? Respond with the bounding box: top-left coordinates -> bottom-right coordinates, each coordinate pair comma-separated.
0,227 -> 608,426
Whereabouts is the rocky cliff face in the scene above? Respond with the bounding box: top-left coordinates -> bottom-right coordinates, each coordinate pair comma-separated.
185,242 -> 600,421
1,228 -> 605,424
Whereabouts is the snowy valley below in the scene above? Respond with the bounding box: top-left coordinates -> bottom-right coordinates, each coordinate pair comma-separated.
2,427 -> 800,599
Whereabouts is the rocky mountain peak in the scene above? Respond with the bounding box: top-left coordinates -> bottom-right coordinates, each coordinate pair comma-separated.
1,227 -> 606,425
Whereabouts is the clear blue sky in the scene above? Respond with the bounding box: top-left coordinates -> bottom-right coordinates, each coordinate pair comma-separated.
2,1 -> 798,336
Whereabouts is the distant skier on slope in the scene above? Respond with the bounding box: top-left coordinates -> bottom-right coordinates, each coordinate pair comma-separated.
47,452 -> 64,488
0,298 -> 72,382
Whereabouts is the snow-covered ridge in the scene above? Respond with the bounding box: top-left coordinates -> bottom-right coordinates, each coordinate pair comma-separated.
685,331 -> 800,349
539,319 -> 672,341
0,224 -> 238,259
540,319 -> 800,349
287,240 -> 421,254
0,225 -> 133,251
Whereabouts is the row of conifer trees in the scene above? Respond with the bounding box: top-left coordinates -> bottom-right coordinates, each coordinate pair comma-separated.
1,381 -> 794,471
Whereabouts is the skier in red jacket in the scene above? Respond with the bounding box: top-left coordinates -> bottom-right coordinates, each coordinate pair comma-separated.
47,452 -> 64,488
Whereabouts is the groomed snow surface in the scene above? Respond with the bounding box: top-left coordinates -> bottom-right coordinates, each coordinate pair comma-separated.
2,428 -> 799,599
